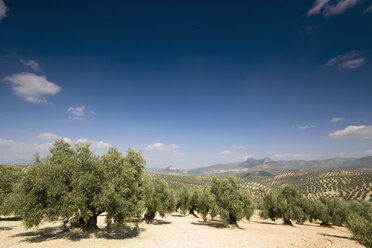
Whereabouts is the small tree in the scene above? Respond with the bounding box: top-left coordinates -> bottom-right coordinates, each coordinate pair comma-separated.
0,165 -> 22,215
260,186 -> 309,225
210,177 -> 255,225
196,189 -> 217,222
8,140 -> 145,231
143,178 -> 175,223
312,197 -> 348,226
189,190 -> 201,217
347,201 -> 372,247
177,187 -> 191,215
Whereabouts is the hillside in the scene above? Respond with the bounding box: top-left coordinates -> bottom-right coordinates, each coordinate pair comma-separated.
187,156 -> 372,175
146,170 -> 372,202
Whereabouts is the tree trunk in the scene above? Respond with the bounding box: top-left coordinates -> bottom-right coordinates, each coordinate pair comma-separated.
79,215 -> 99,231
283,218 -> 293,226
144,211 -> 156,223
189,207 -> 199,217
320,221 -> 330,226
229,213 -> 238,226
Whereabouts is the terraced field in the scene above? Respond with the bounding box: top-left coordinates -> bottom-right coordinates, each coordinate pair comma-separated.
146,170 -> 372,201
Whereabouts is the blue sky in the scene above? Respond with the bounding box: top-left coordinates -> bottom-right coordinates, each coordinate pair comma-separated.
0,0 -> 372,168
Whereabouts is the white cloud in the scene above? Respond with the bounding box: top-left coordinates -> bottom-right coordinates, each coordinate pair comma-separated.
299,125 -> 316,130
339,58 -> 366,69
0,135 -> 113,164
67,106 -> 94,120
363,4 -> 372,13
20,59 -> 41,72
324,0 -> 361,16
76,138 -> 111,150
307,0 -> 331,16
2,72 -> 61,103
144,142 -> 179,152
307,0 -> 361,16
220,150 -> 233,155
0,0 -> 8,22
326,50 -> 366,70
37,132 -> 59,140
329,125 -> 372,139
271,153 -> 301,159
0,138 -> 52,163
330,117 -> 343,123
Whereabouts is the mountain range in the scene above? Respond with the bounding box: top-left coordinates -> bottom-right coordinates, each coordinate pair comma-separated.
156,156 -> 372,176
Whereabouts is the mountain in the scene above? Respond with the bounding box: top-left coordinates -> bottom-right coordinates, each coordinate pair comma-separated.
187,156 -> 372,176
162,165 -> 185,174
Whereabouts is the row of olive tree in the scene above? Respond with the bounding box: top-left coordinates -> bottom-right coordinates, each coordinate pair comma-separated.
258,186 -> 372,247
174,177 -> 255,225
0,141 -> 370,246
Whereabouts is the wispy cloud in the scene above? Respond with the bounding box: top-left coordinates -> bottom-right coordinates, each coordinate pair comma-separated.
363,4 -> 372,13
329,125 -> 372,139
2,72 -> 61,103
330,117 -> 343,123
271,153 -> 301,159
37,132 -> 59,140
307,0 -> 362,16
299,125 -> 316,130
0,0 -> 8,22
67,106 -> 94,120
307,0 -> 331,16
220,145 -> 248,156
0,135 -> 113,164
145,142 -> 179,153
20,59 -> 41,72
326,50 -> 366,70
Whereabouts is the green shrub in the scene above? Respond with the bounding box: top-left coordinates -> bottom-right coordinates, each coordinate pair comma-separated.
210,177 -> 254,225
143,178 -> 175,223
7,140 -> 145,231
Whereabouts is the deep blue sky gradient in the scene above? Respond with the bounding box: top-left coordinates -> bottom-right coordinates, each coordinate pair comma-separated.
0,0 -> 372,168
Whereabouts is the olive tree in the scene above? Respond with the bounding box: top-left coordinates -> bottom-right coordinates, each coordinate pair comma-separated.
347,201 -> 372,248
0,165 -> 22,215
9,139 -> 145,231
210,177 -> 255,225
309,197 -> 348,226
177,187 -> 191,215
189,190 -> 201,217
260,186 -> 309,225
196,189 -> 217,222
143,178 -> 175,223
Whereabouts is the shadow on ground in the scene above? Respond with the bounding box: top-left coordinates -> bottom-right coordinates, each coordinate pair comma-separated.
251,220 -> 281,226
0,216 -> 22,221
191,220 -> 229,229
153,220 -> 171,225
319,233 -> 352,240
11,225 -> 145,243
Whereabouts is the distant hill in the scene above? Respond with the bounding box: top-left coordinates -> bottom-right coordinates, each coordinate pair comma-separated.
187,156 -> 372,176
145,170 -> 372,202
162,165 -> 185,174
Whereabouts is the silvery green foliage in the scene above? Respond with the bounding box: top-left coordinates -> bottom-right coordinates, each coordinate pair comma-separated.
143,178 -> 175,223
210,177 -> 254,225
9,139 -> 145,230
260,186 -> 310,225
0,165 -> 22,214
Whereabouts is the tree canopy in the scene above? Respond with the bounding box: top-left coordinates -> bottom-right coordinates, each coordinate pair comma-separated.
143,178 -> 175,223
8,139 -> 145,231
210,177 -> 254,225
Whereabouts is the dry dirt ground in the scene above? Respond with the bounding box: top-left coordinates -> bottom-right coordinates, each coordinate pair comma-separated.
0,211 -> 364,248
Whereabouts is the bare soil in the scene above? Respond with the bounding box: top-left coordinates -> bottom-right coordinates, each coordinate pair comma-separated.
0,211 -> 364,248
